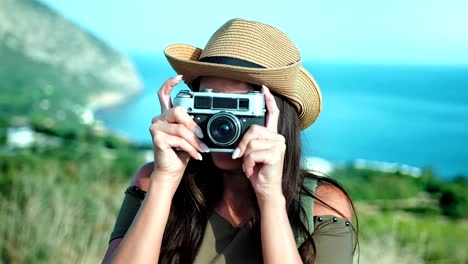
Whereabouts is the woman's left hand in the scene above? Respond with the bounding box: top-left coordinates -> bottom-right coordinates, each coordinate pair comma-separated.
233,85 -> 286,203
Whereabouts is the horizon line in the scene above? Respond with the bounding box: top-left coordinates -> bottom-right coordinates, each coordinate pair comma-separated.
125,52 -> 468,68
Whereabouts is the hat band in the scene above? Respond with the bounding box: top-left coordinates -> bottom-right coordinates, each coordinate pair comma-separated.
199,56 -> 266,69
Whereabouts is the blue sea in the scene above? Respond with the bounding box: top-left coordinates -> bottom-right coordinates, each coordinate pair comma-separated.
95,54 -> 468,179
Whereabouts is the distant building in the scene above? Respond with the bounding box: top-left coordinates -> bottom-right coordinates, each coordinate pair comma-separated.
353,159 -> 422,177
80,108 -> 95,124
7,126 -> 35,148
302,156 -> 335,175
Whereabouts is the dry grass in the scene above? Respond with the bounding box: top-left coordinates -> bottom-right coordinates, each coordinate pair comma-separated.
1,157 -> 466,263
355,227 -> 425,264
0,164 -> 126,264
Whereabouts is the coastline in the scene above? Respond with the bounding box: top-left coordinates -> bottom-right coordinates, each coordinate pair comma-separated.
82,88 -> 143,126
87,90 -> 140,110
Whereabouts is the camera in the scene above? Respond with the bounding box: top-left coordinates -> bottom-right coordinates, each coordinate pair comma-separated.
173,89 -> 266,152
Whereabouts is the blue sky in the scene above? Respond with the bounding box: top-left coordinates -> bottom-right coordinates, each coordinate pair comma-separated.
40,0 -> 468,64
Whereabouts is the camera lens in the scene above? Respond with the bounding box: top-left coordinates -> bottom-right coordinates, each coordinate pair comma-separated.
207,112 -> 241,146
216,124 -> 231,136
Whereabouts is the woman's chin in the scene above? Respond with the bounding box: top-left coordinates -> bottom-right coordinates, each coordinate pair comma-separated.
210,152 -> 243,171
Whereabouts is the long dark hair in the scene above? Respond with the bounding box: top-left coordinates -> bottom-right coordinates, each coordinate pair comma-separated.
158,91 -> 358,263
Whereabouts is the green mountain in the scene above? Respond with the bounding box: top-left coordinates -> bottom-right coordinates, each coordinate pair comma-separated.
0,0 -> 142,130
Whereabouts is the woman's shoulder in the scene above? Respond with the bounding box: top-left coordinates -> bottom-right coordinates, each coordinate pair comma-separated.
314,182 -> 352,220
303,173 -> 353,221
130,162 -> 154,191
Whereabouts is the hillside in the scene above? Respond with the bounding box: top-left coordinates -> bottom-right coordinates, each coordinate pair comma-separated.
1,1 -> 467,263
0,0 -> 142,130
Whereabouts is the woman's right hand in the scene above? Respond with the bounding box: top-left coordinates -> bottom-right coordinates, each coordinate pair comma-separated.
149,76 -> 208,188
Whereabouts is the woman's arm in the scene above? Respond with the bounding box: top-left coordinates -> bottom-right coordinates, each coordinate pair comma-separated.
258,183 -> 354,264
236,86 -> 302,263
102,162 -> 183,264
258,195 -> 303,264
101,163 -> 152,264
103,76 -> 207,263
108,173 -> 180,263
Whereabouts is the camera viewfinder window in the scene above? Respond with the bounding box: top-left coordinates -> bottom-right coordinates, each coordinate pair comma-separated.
213,97 -> 237,109
239,99 -> 249,110
195,96 -> 212,109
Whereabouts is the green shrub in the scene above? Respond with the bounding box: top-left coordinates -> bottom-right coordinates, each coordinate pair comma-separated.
0,134 -> 145,263
331,165 -> 425,201
438,178 -> 468,219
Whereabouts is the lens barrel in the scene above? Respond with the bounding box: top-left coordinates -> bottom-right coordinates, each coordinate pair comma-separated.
207,112 -> 241,146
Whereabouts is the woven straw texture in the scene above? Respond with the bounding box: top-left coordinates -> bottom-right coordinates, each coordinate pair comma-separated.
164,19 -> 322,129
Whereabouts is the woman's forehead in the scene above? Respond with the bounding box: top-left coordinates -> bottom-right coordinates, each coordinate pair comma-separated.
199,76 -> 254,93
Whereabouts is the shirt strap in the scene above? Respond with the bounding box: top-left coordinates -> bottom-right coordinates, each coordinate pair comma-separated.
295,176 -> 318,247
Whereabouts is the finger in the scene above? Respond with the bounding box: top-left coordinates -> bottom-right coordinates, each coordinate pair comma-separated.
262,85 -> 280,132
151,121 -> 209,153
149,125 -> 203,160
158,75 -> 183,112
152,107 -> 203,138
242,147 -> 283,177
242,138 -> 284,159
161,107 -> 204,138
242,138 -> 285,176
231,125 -> 280,159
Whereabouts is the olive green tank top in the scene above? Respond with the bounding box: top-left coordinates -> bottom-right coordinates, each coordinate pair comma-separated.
194,212 -> 261,263
193,212 -> 353,263
192,177 -> 353,263
110,177 -> 354,263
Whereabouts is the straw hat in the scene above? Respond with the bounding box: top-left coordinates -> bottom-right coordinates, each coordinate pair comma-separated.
164,18 -> 322,130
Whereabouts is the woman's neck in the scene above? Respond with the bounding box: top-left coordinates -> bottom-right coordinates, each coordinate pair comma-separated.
214,171 -> 257,227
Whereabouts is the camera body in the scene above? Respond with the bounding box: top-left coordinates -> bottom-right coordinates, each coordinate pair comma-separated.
173,89 -> 266,152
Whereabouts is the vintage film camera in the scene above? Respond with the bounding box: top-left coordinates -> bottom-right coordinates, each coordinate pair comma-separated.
173,89 -> 266,152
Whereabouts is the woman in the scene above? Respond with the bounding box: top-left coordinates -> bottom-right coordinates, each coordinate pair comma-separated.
103,18 -> 357,263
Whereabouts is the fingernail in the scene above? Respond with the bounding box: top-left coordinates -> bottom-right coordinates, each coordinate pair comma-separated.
242,164 -> 250,178
175,75 -> 183,81
194,127 -> 204,138
197,153 -> 203,161
231,148 -> 240,159
262,85 -> 269,92
200,142 -> 210,153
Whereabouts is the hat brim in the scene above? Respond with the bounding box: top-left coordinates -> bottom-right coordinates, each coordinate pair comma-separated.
164,44 -> 322,130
